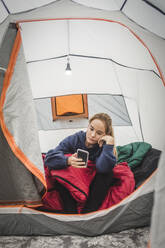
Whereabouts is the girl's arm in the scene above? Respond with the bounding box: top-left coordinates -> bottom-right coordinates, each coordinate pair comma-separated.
96,141 -> 117,173
44,131 -> 85,170
44,135 -> 75,170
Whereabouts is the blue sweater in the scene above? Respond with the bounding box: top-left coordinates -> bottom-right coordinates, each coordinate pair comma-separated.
45,131 -> 116,173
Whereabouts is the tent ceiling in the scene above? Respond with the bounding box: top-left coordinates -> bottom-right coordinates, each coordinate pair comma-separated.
20,19 -> 157,72
0,1 -> 8,23
146,0 -> 165,12
122,0 -> 165,39
1,0 -> 165,14
72,0 -> 165,13
73,0 -> 165,38
72,0 -> 125,11
0,0 -> 165,39
27,56 -> 121,98
0,0 -> 58,14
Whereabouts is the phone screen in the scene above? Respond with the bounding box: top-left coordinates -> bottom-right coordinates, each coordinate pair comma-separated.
77,149 -> 89,166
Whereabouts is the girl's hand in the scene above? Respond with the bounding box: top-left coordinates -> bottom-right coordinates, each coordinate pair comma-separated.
68,153 -> 86,168
98,135 -> 114,147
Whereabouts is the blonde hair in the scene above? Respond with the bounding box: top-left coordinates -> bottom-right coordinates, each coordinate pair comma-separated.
89,113 -> 117,157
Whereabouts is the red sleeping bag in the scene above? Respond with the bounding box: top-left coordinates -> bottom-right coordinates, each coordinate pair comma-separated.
42,154 -> 135,213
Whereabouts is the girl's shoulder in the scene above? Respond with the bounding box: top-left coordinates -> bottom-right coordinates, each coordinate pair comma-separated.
64,130 -> 86,145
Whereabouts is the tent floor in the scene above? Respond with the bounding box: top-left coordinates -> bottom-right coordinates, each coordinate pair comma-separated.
0,226 -> 149,247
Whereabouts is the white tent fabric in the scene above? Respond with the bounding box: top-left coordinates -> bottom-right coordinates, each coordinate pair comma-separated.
73,0 -> 165,38
17,17 -> 165,151
72,0 -> 125,11
0,0 -> 165,246
26,56 -> 121,98
20,19 -> 157,71
1,0 -> 58,14
122,0 -> 165,39
0,1 -> 8,23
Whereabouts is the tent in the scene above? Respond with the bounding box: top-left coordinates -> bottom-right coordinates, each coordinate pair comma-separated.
0,0 -> 165,243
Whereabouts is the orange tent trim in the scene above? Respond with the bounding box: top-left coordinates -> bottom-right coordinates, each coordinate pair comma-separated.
0,29 -> 47,191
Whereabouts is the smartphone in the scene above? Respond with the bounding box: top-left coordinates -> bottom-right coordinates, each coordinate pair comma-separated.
77,149 -> 89,167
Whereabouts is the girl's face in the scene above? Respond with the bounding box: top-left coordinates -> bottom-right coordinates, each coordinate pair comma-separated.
86,119 -> 106,147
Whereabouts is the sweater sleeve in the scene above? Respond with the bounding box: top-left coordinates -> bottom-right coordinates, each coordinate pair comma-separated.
44,134 -> 76,170
95,144 -> 116,173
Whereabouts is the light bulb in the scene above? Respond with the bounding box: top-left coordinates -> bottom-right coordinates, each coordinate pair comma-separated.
65,55 -> 72,75
65,62 -> 72,75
